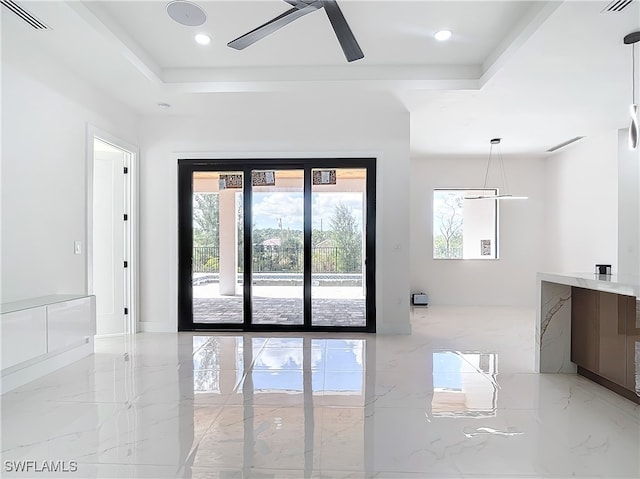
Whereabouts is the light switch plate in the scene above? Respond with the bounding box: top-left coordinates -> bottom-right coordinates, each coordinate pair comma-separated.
74,241 -> 82,255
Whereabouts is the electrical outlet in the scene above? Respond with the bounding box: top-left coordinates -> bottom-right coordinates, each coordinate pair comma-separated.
74,241 -> 82,255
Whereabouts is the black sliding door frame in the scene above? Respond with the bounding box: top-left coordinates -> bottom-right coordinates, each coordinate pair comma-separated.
178,158 -> 376,333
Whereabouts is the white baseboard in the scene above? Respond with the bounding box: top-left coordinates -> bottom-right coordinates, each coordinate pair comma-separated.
377,323 -> 412,335
138,322 -> 176,333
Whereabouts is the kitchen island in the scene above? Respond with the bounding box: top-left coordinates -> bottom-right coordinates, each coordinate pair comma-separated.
536,272 -> 639,403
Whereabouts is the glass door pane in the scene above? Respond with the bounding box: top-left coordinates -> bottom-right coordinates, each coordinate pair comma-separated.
251,169 -> 304,325
192,171 -> 244,324
311,168 -> 366,327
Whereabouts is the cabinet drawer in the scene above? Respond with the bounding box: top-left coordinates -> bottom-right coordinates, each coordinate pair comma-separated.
626,299 -> 640,395
598,292 -> 627,385
47,297 -> 95,352
1,307 -> 47,368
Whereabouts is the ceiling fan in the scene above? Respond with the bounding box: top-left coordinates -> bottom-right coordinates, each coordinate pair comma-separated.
227,0 -> 364,62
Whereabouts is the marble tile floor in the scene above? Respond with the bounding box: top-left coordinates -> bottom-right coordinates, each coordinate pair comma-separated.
1,306 -> 638,478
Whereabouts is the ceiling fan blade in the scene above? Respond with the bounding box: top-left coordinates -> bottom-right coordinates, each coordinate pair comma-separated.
323,0 -> 363,62
228,3 -> 321,50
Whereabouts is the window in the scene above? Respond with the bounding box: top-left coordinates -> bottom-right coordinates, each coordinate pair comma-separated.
433,189 -> 498,259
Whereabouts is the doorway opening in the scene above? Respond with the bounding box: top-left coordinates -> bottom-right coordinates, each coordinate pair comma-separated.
89,132 -> 138,336
178,159 -> 376,332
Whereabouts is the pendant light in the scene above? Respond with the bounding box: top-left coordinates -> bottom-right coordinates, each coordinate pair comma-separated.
624,31 -> 640,150
464,138 -> 528,200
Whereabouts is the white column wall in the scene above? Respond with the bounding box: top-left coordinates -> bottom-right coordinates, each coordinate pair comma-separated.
544,131 -> 619,273
1,33 -> 138,303
617,129 -> 640,277
138,93 -> 411,334
219,189 -> 238,296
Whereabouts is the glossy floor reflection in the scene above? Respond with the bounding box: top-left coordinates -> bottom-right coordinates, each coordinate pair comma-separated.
1,306 -> 639,478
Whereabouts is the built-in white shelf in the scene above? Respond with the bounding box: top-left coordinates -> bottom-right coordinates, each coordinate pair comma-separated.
1,294 -> 96,393
1,294 -> 93,314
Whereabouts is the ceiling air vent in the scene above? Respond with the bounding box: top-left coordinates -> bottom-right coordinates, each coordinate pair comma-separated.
1,0 -> 49,29
547,136 -> 585,153
601,0 -> 635,13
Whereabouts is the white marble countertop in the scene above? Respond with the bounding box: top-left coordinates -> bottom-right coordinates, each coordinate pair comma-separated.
1,294 -> 92,315
537,272 -> 640,299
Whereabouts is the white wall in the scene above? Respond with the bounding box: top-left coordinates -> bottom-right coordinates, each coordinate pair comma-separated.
617,129 -> 640,277
1,37 -> 138,303
138,92 -> 411,334
410,156 -> 546,307
544,131 -> 619,274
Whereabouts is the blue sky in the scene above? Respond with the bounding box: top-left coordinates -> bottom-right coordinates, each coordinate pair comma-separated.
252,192 -> 364,231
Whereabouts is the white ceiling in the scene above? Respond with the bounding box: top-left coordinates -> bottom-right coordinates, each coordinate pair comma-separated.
2,0 -> 639,156
84,1 -> 535,68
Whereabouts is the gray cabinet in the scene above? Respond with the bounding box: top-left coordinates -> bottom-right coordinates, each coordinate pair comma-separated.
571,287 -> 598,372
571,287 -> 638,400
597,292 -> 628,385
626,300 -> 640,394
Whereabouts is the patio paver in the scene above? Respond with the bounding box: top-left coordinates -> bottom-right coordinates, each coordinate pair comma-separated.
193,297 -> 366,327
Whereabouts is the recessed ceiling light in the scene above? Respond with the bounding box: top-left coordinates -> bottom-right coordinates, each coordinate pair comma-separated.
166,1 -> 206,27
194,33 -> 211,45
157,102 -> 171,109
434,30 -> 452,42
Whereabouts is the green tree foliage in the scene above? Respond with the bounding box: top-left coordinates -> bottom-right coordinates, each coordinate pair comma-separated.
312,229 -> 330,245
193,193 -> 219,247
192,194 -> 364,274
330,203 -> 362,272
311,228 -> 333,272
251,224 -> 303,272
434,191 -> 463,258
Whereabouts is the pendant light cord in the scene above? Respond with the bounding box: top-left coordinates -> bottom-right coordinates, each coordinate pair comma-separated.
482,142 -> 509,196
633,43 -> 636,105
482,143 -> 493,191
498,146 -> 510,196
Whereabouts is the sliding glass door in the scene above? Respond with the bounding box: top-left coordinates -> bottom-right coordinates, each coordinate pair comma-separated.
178,159 -> 375,332
251,169 -> 305,326
188,170 -> 244,325
311,168 -> 367,327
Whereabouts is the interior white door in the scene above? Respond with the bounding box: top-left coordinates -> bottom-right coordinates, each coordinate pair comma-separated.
93,141 -> 126,335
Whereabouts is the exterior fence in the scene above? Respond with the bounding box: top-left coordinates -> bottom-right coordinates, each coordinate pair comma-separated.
433,245 -> 463,259
193,246 -> 362,273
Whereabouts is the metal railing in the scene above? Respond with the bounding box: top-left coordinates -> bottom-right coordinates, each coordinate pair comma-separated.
193,246 -> 362,273
433,245 -> 463,259
193,246 -> 220,273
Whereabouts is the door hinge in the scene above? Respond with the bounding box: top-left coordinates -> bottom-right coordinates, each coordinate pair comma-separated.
124,261 -> 128,268
123,166 -> 129,174
124,214 -> 128,221
124,307 -> 128,315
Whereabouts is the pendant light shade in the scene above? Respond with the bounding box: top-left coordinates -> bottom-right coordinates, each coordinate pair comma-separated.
624,31 -> 640,150
464,138 -> 528,201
